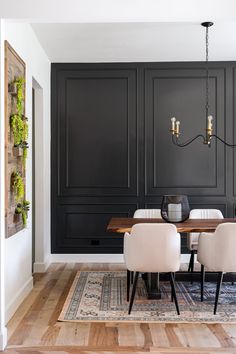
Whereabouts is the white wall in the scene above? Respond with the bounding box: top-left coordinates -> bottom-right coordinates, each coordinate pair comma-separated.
0,22 -> 50,324
0,19 -> 7,351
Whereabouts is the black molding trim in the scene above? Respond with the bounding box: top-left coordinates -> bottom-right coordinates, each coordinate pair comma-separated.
51,62 -> 236,254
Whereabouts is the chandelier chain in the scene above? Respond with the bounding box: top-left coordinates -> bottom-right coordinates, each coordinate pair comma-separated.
206,25 -> 209,120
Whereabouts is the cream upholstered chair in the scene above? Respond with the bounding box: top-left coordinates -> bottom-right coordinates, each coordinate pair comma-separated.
126,209 -> 162,301
197,223 -> 236,314
133,209 -> 161,219
187,209 -> 224,273
124,223 -> 181,315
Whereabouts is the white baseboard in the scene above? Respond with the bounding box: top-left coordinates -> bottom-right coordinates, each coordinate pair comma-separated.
5,276 -> 33,323
33,257 -> 50,273
50,254 -> 125,263
0,326 -> 7,350
50,254 -> 195,264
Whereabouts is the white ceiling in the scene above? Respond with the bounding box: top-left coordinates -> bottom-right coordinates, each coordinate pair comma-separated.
31,22 -> 236,62
2,0 -> 236,22
2,0 -> 236,62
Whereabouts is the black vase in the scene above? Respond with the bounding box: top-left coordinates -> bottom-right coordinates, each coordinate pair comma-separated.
161,195 -> 190,223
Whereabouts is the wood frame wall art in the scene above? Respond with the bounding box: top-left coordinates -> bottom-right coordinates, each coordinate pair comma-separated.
5,41 -> 27,238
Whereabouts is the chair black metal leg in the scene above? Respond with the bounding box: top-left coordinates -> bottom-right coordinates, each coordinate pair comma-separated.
127,270 -> 130,302
171,272 -> 175,302
188,255 -> 191,272
170,272 -> 180,315
201,264 -> 205,302
214,272 -> 223,315
128,271 -> 139,315
131,271 -> 134,285
188,251 -> 194,272
191,251 -> 195,273
190,251 -> 195,284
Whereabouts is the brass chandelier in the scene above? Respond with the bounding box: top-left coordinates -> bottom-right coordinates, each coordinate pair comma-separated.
170,22 -> 236,147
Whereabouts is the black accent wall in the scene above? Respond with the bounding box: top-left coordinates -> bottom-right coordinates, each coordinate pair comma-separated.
51,62 -> 236,254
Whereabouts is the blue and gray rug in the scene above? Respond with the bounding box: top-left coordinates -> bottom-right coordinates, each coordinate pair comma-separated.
58,271 -> 236,323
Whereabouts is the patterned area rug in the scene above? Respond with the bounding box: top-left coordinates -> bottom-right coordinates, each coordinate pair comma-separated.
58,271 -> 236,323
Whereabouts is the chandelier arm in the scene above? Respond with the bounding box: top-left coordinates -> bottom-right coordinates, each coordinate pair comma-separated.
170,22 -> 236,149
210,134 -> 236,147
172,134 -> 206,147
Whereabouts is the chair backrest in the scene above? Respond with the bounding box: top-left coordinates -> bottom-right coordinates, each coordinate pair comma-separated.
187,209 -> 224,249
124,223 -> 180,273
189,209 -> 224,219
207,223 -> 236,272
133,209 -> 161,219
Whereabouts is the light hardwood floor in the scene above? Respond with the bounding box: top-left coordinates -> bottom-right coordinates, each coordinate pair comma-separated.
3,263 -> 236,353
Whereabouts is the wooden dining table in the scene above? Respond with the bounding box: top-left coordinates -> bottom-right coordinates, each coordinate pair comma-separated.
107,217 -> 236,299
107,217 -> 236,234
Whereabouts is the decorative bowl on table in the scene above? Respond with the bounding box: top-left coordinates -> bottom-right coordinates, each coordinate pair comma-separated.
161,195 -> 190,223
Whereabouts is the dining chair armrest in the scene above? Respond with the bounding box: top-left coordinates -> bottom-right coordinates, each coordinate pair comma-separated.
124,231 -> 134,254
124,232 -> 130,237
123,231 -> 136,271
197,232 -> 215,267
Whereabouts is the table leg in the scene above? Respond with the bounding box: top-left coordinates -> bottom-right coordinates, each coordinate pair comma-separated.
142,272 -> 161,299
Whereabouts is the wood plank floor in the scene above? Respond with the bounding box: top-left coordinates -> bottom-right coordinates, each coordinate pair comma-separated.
4,263 -> 236,353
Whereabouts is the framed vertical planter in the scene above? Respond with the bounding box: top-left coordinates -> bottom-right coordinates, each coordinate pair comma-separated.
5,41 -> 29,237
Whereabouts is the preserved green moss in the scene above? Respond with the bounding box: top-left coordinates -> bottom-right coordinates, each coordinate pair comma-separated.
11,171 -> 24,202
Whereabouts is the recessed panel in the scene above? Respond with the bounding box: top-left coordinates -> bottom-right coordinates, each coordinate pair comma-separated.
154,77 -> 216,187
66,212 -> 120,239
57,69 -> 137,196
145,68 -> 225,196
52,203 -> 138,253
66,78 -> 128,188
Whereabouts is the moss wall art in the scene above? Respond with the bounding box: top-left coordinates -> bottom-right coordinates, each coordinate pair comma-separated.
5,41 -> 30,237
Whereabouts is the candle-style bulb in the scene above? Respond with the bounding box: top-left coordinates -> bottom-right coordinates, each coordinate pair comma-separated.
176,121 -> 180,136
171,117 -> 176,132
208,115 -> 213,130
